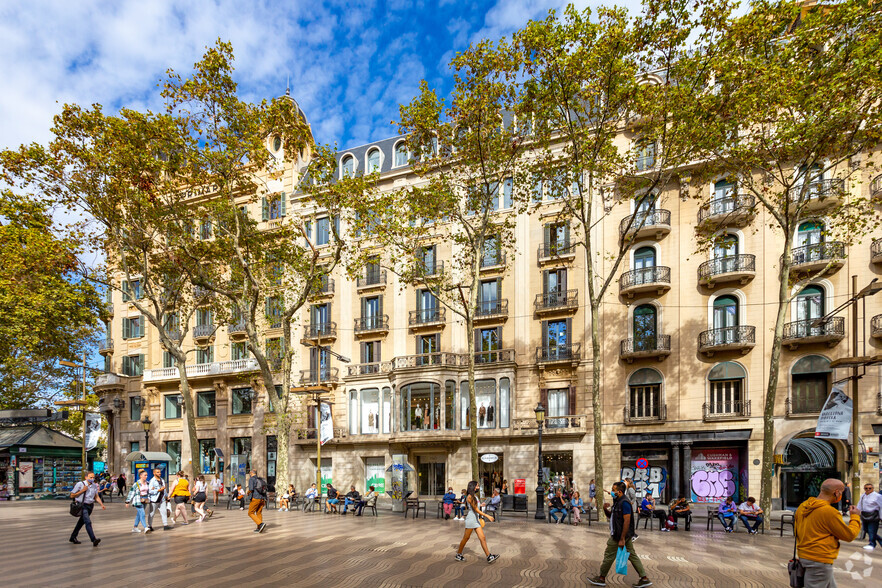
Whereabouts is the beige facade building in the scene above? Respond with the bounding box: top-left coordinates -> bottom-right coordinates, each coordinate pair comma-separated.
95,121 -> 882,509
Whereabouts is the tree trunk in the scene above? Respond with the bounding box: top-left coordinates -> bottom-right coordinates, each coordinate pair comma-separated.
590,300 -> 606,521
466,272 -> 480,483
760,248 -> 793,517
175,368 -> 200,477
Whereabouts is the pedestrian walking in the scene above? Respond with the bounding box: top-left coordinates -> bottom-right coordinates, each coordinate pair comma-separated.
210,476 -> 222,506
147,468 -> 169,531
192,475 -> 212,522
126,469 -> 150,533
624,478 -> 639,540
247,470 -> 268,533
117,472 -> 126,497
588,481 -> 652,587
588,478 -> 597,509
856,483 -> 881,551
69,471 -> 105,547
794,478 -> 860,587
169,471 -> 191,525
454,480 -> 498,564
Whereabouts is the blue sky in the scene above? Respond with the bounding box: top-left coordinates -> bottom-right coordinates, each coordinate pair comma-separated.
0,0 -> 640,152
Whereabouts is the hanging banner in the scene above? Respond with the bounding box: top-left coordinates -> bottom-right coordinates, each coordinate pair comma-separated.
319,402 -> 334,446
815,383 -> 852,440
85,413 -> 101,451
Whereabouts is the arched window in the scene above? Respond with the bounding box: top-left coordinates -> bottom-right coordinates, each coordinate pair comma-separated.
713,295 -> 739,330
633,305 -> 657,350
633,246 -> 656,270
394,142 -> 408,167
796,221 -> 824,247
714,234 -> 739,259
707,362 -> 746,415
795,285 -> 825,322
272,136 -> 282,152
341,155 -> 354,178
791,355 -> 831,414
367,149 -> 380,174
627,368 -> 663,419
714,179 -> 735,201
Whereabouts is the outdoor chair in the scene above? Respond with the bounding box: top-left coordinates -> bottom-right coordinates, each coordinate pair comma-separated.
404,498 -> 426,519
778,512 -> 795,537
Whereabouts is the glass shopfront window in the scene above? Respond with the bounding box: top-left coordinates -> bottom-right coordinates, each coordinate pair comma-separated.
445,380 -> 455,430
232,437 -> 252,471
349,390 -> 358,434
460,379 -> 508,429
361,388 -> 380,434
400,382 -> 441,431
165,441 -> 181,473
382,386 -> 391,434
232,387 -> 253,415
499,378 -> 510,429
198,439 -> 216,475
266,436 -> 277,489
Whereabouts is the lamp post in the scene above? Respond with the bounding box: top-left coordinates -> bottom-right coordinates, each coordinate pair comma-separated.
534,402 -> 546,520
812,276 -> 882,495
141,416 -> 152,453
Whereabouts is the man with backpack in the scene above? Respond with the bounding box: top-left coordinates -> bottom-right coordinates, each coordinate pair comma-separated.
247,470 -> 268,533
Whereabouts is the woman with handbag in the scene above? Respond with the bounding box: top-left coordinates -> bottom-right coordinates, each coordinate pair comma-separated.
192,475 -> 212,522
169,471 -> 191,525
857,483 -> 882,550
454,480 -> 499,564
125,469 -> 150,533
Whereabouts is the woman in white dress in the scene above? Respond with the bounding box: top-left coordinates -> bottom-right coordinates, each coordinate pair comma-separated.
455,480 -> 499,564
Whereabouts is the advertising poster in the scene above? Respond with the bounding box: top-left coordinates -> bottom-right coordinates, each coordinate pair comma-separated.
815,383 -> 852,440
690,449 -> 739,503
19,462 -> 34,489
365,457 -> 385,494
85,413 -> 101,451
319,402 -> 334,446
514,479 -> 526,494
318,458 -> 332,493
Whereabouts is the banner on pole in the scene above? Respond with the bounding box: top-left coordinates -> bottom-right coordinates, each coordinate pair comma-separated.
319,402 -> 334,446
815,383 -> 852,440
85,413 -> 101,450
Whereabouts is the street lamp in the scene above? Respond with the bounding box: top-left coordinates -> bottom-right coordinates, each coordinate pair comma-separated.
534,402 -> 546,520
141,415 -> 152,453
811,276 -> 882,496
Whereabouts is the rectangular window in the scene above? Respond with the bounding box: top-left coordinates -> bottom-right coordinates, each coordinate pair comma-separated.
419,245 -> 437,275
360,341 -> 381,372
197,391 -> 216,417
265,296 -> 282,329
544,319 -> 570,351
122,354 -> 144,376
165,440 -> 182,473
365,256 -> 381,283
417,334 -> 439,365
382,386 -> 391,434
232,437 -> 252,471
162,351 -> 176,369
130,441 -> 140,452
709,379 -> 743,414
231,342 -> 248,361
532,173 -> 543,202
475,379 -> 497,430
628,384 -> 661,419
316,216 -> 330,245
267,436 -> 277,487
196,346 -> 214,365
164,394 -> 183,419
360,388 -> 380,434
304,220 -> 312,246
129,397 -> 142,421
196,308 -> 212,327
268,385 -> 283,413
445,381 -> 455,430
635,141 -> 656,171
476,327 -> 502,363
503,177 -> 513,209
547,388 -> 569,428
544,222 -> 570,253
122,279 -> 141,301
200,219 -> 212,240
232,387 -> 254,415
792,374 -> 827,414
122,316 -> 145,340
198,439 -> 216,475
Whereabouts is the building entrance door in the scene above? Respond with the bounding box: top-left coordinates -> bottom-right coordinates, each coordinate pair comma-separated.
417,457 -> 445,496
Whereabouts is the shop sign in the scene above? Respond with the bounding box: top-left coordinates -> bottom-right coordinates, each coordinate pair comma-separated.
690,449 -> 738,503
18,447 -> 26,452
481,454 -> 499,464
19,462 -> 34,489
514,478 -> 526,494
620,466 -> 666,499
814,383 -> 852,440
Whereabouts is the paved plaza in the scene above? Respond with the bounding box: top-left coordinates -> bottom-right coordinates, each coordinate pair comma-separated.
0,500 -> 876,587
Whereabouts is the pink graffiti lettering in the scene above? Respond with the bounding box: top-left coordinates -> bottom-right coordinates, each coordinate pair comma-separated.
691,469 -> 736,500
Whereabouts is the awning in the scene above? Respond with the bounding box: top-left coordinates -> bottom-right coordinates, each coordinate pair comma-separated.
124,451 -> 174,463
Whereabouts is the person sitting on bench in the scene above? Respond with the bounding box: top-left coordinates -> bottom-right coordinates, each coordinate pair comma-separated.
640,494 -> 668,530
301,483 -> 318,512
355,486 -> 378,516
718,496 -> 738,532
669,496 -> 691,530
343,486 -> 361,514
738,496 -> 764,534
549,489 -> 568,523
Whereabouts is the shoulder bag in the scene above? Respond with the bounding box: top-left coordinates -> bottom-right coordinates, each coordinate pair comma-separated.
70,484 -> 84,517
788,510 -> 813,588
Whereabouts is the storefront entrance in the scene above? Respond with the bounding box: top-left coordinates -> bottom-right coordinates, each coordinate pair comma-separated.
542,451 -> 573,495
780,436 -> 842,509
479,454 -> 504,496
418,456 -> 445,496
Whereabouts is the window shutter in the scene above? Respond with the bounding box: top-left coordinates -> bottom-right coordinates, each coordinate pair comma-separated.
565,317 -> 573,345
542,270 -> 549,294
304,220 -> 311,246
543,224 -> 550,247
561,269 -> 568,292
568,386 -> 576,415
280,193 -> 286,217
122,319 -> 129,340
474,328 -> 482,353
378,294 -> 384,317
540,388 -> 548,410
138,316 -> 145,338
563,224 -> 570,245
374,341 -> 381,361
261,197 -> 268,221
541,320 -> 548,348
495,278 -> 502,300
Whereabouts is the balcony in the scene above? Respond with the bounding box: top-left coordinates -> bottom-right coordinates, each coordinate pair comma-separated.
620,335 -> 671,362
512,414 -> 588,435
871,314 -> 882,339
697,194 -> 756,228
193,324 -> 216,344
354,315 -> 390,336
619,266 -> 671,298
303,322 -> 337,341
537,241 -> 577,264
310,277 -> 334,299
786,397 -> 824,417
408,308 -> 446,330
698,326 -> 756,356
94,373 -> 126,390
346,362 -> 393,377
292,427 -> 348,444
788,178 -> 845,212
536,343 -> 581,365
620,209 -> 671,241
623,403 -> 666,425
228,322 -> 247,341
480,252 -> 506,272
698,254 -> 756,288
357,270 -> 387,291
872,238 -> 882,265
413,260 -> 444,281
534,289 -> 578,315
394,352 -> 462,369
782,317 -> 845,349
142,358 -> 259,382
703,400 -> 750,421
98,338 -> 113,355
787,242 -> 845,276
474,348 -> 515,364
872,173 -> 882,201
299,368 -> 340,385
475,299 -> 509,323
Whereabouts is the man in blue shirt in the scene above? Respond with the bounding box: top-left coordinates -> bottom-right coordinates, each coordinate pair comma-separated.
69,471 -> 106,546
718,496 -> 738,532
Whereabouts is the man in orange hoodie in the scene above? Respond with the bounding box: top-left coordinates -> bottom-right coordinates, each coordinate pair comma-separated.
795,478 -> 861,587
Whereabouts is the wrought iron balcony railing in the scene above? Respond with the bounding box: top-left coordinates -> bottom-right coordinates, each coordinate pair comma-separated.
354,315 -> 389,333
698,254 -> 756,281
534,289 -> 578,312
536,343 -> 581,363
619,209 -> 671,238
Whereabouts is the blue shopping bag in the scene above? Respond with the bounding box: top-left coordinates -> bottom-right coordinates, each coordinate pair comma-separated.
615,546 -> 629,575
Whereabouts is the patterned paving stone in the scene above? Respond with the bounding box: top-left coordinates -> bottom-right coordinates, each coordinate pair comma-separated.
0,501 -> 877,587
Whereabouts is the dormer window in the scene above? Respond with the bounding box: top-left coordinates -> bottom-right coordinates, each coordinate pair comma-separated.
394,142 -> 408,167
367,149 -> 381,174
341,155 -> 355,178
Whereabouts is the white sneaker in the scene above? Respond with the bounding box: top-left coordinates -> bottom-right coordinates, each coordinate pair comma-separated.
863,545 -> 875,550
132,528 -> 141,533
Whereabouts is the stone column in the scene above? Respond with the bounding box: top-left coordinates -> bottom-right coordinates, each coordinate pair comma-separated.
671,441 -> 681,501
682,442 -> 692,501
